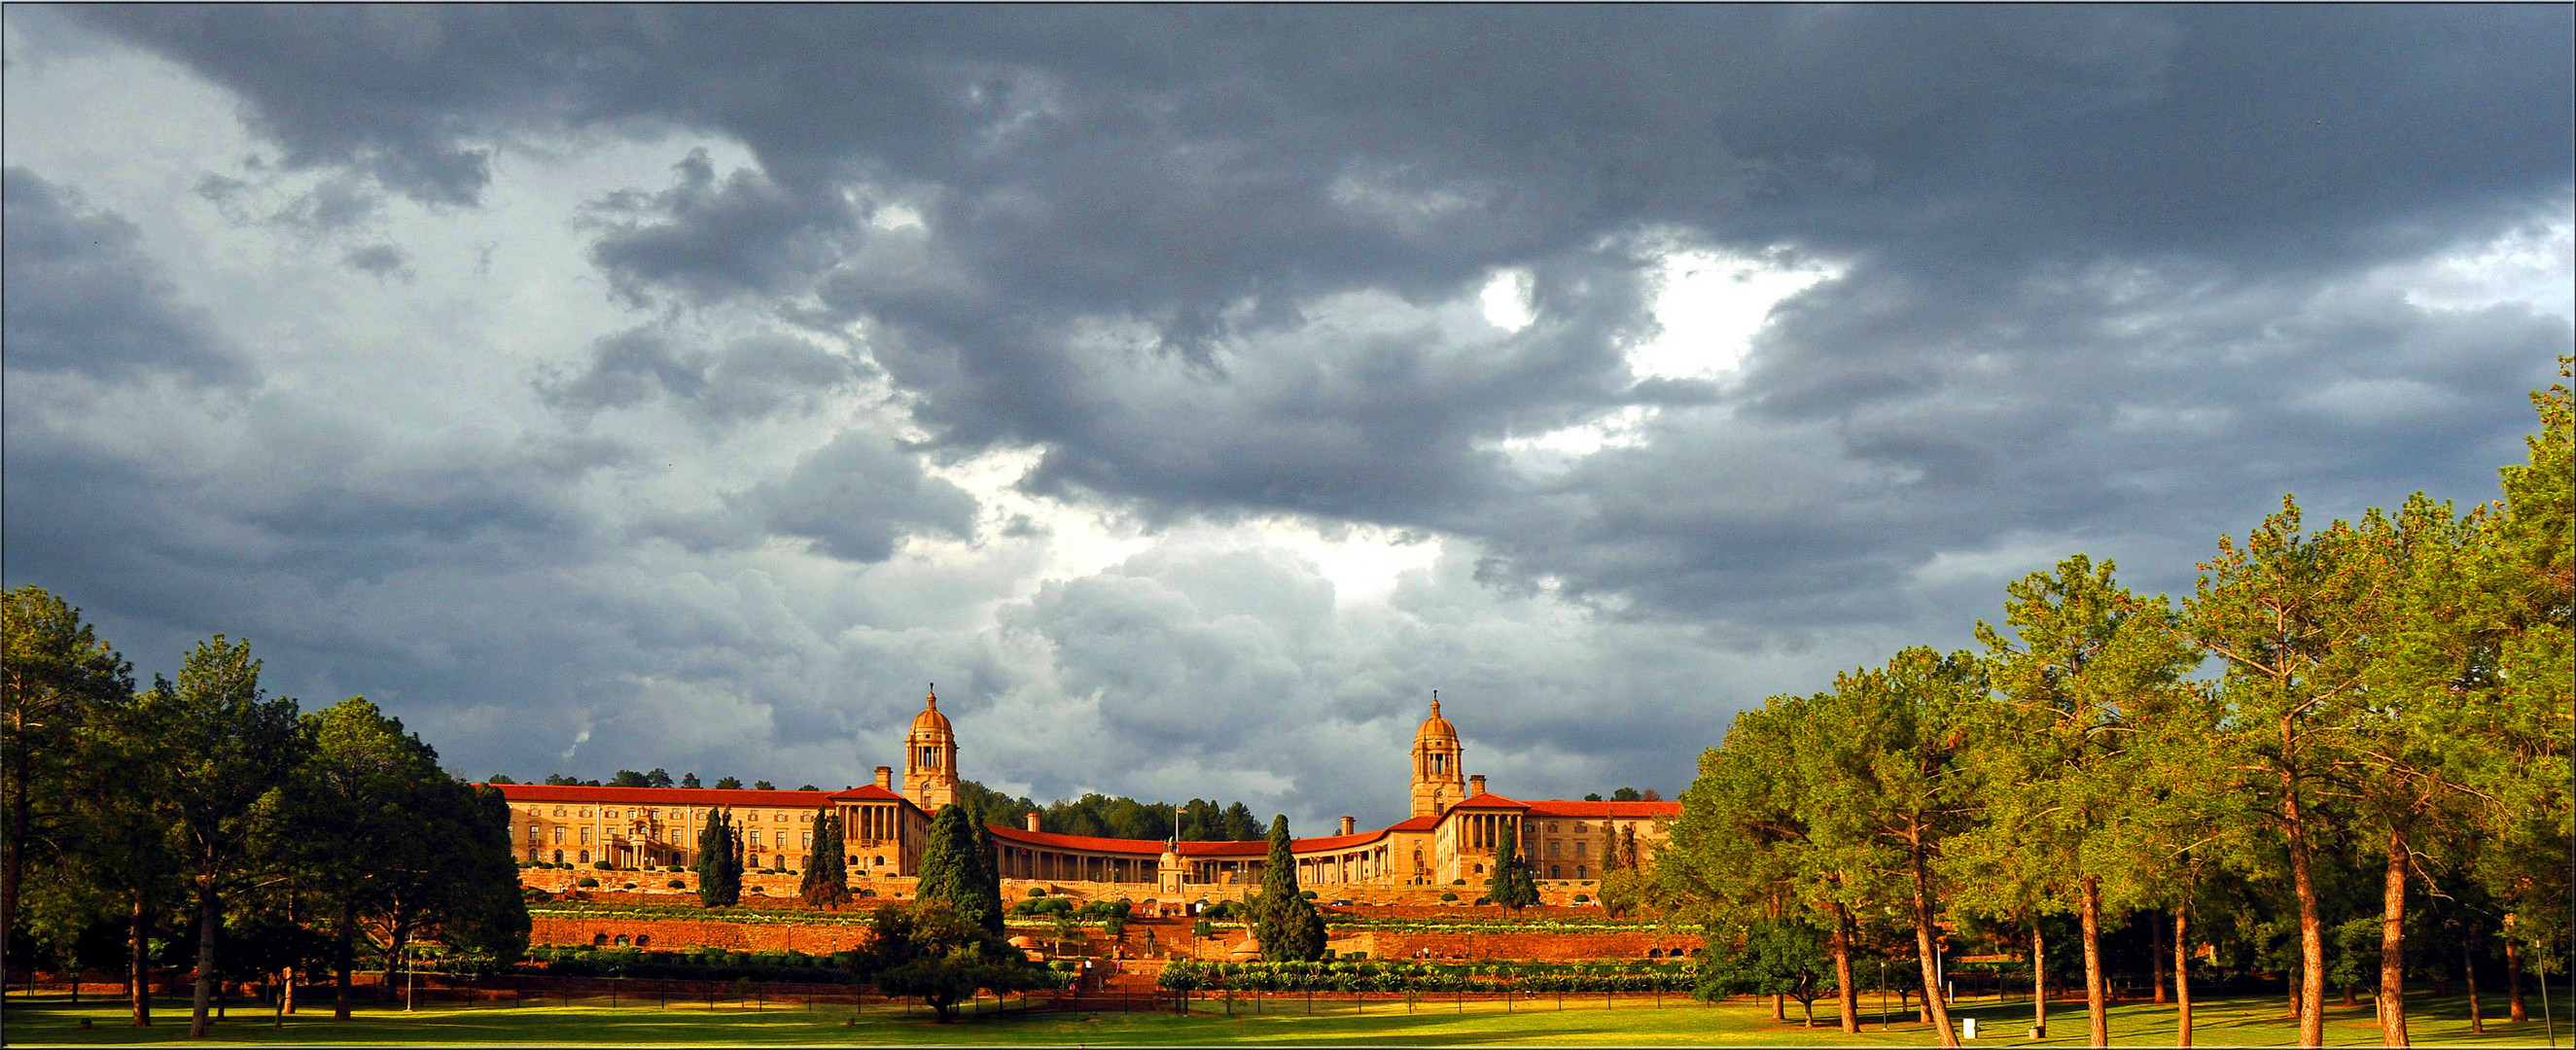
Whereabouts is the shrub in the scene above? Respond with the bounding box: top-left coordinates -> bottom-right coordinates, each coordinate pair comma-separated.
593,860 -> 614,870
666,879 -> 686,890
516,860 -> 536,869
1028,888 -> 1049,897
577,877 -> 600,888
622,882 -> 638,890
1452,880 -> 1467,886
1573,893 -> 1590,903
1300,890 -> 1318,900
1440,892 -> 1458,901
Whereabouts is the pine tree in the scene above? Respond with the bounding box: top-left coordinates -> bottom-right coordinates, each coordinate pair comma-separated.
1488,824 -> 1541,909
695,808 -> 741,907
800,808 -> 851,909
1252,815 -> 1325,961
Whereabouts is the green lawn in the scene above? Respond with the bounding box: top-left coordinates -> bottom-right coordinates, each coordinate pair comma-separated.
0,990 -> 2550,1046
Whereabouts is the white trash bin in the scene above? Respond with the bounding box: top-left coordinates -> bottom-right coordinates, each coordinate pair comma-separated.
1961,1017 -> 1979,1040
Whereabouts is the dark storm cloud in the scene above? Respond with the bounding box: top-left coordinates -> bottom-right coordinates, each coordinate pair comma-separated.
584,148 -> 859,307
33,5 -> 2574,799
3,166 -> 256,386
69,9 -> 2567,626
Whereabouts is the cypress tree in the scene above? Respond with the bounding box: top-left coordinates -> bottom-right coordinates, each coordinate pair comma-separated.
799,808 -> 851,909
1488,823 -> 1540,909
695,808 -> 742,907
916,804 -> 1003,930
968,810 -> 1004,932
1252,815 -> 1325,961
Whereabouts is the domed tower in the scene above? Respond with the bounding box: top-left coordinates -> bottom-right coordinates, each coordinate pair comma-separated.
903,685 -> 958,811
1409,692 -> 1467,818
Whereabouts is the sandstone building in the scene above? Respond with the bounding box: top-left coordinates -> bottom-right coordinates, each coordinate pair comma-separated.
496,689 -> 1675,892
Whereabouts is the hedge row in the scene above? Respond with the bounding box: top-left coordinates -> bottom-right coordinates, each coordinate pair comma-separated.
1161,959 -> 1696,995
527,945 -> 862,984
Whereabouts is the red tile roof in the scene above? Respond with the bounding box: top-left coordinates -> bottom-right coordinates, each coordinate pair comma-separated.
1385,814 -> 1443,832
1519,798 -> 1680,819
986,823 -> 1395,858
1449,792 -> 1528,810
489,783 -> 916,810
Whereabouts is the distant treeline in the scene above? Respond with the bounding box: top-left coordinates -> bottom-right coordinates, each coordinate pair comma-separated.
954,780 -> 1267,842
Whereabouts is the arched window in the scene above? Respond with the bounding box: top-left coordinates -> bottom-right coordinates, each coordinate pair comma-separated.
593,934 -> 610,947
615,935 -> 630,947
579,850 -> 589,862
635,935 -> 652,947
1575,864 -> 1586,879
1549,864 -> 1561,878
1472,863 -> 1484,874
552,850 -> 564,863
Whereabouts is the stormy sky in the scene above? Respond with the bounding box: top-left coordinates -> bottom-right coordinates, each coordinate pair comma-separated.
6,7 -> 2568,831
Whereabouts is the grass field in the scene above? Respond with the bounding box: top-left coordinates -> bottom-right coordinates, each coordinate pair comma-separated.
1,990 -> 2555,1046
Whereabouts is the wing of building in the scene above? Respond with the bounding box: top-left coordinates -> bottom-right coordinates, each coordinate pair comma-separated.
490,689 -> 1677,894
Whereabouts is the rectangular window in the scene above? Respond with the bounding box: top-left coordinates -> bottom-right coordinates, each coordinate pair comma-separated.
1574,841 -> 1586,858
1548,841 -> 1560,857
802,831 -> 812,849
749,831 -> 762,847
553,826 -> 566,844
527,825 -> 540,843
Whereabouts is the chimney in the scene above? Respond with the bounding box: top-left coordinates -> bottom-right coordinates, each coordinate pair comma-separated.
1339,816 -> 1356,836
1025,811 -> 1042,832
874,766 -> 893,789
1468,775 -> 1486,797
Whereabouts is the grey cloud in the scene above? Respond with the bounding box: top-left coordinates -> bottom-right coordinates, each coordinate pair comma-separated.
343,243 -> 410,280
4,167 -> 256,386
585,148 -> 859,307
537,327 -> 872,426
736,431 -> 979,564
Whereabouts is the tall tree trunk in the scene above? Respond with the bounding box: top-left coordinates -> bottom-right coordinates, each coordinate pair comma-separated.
334,899 -> 355,1021
379,908 -> 410,1006
1832,902 -> 1860,1034
2175,902 -> 2193,1048
2282,752 -> 2326,1048
1772,993 -> 1784,1020
1912,840 -> 1958,1047
2,776 -> 21,1009
282,965 -> 296,1016
2464,933 -> 2483,1035
2153,907 -> 2169,1003
2083,876 -> 2109,1047
2507,936 -> 2527,1022
2034,923 -> 2050,1037
2380,828 -> 2411,1047
129,893 -> 152,1027
189,882 -> 218,1038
